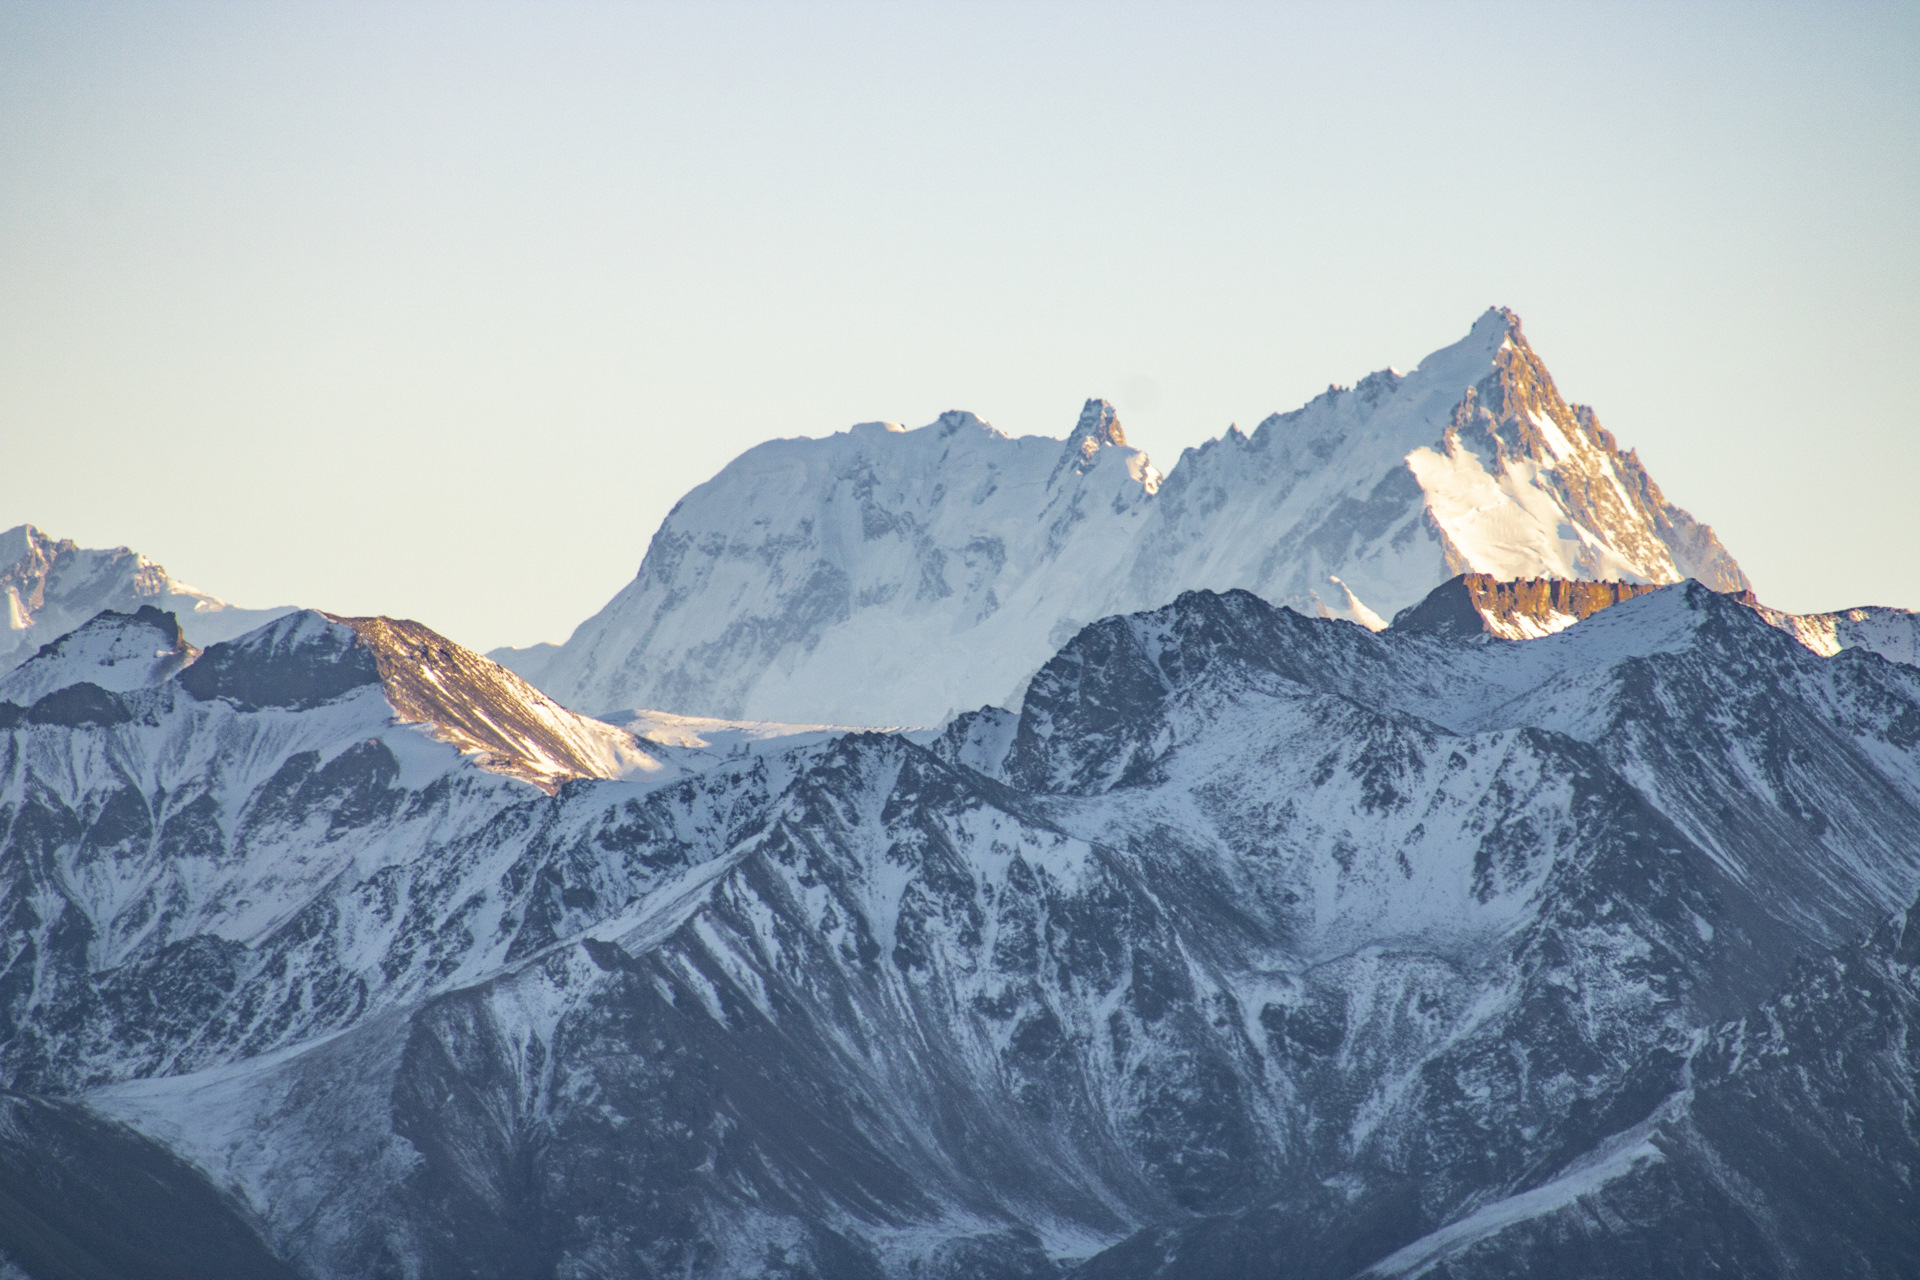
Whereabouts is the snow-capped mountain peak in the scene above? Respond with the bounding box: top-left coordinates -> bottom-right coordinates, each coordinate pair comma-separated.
0,523 -> 293,676
498,310 -> 1752,726
1412,308 -> 1744,590
179,609 -> 668,793
328,613 -> 667,791
1201,305 -> 1748,603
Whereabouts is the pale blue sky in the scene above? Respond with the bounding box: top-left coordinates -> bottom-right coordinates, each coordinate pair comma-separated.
2,2 -> 1915,649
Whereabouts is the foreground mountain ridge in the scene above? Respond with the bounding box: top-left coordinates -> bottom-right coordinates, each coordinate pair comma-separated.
0,575 -> 1915,1276
495,308 -> 1751,724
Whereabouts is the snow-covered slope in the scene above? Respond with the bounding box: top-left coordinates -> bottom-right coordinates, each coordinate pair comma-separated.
497,401 -> 1162,723
497,309 -> 1748,724
2,579 -> 1915,1277
0,524 -> 292,674
309,612 -> 669,793
0,605 -> 199,705
1745,598 -> 1920,666
0,605 -> 760,1097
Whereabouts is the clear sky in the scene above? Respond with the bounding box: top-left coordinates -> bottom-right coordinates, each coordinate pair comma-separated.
2,2 -> 1915,651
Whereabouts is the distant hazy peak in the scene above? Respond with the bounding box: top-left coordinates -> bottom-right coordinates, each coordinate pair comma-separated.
932,409 -> 995,437
1075,398 -> 1126,445
1054,397 -> 1129,479
0,522 -> 294,675
3,524 -> 164,627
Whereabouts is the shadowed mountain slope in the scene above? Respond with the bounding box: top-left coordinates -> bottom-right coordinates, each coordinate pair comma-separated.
0,580 -> 1911,1276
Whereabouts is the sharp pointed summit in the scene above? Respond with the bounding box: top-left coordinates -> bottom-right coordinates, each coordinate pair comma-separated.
1054,396 -> 1129,478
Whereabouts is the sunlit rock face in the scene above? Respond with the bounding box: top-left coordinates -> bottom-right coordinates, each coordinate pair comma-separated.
2,578 -> 1917,1277
496,309 -> 1747,726
1391,572 -> 1920,670
1391,574 -> 1670,639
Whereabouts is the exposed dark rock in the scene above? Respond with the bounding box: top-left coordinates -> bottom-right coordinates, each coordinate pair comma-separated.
179,611 -> 381,711
26,684 -> 131,728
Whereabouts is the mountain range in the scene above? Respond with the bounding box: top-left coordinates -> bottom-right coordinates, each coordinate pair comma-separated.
0,579 -> 1916,1278
2,309 -> 1918,1279
488,309 -> 1752,725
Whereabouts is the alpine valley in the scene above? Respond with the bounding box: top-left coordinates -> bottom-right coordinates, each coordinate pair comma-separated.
2,311 -> 1919,1280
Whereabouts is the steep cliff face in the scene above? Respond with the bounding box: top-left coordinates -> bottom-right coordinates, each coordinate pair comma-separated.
0,524 -> 291,674
496,310 -> 1748,725
1436,323 -> 1748,593
0,579 -> 1913,1277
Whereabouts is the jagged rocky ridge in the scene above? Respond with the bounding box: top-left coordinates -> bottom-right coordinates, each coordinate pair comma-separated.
1390,574 -> 1667,640
0,524 -> 291,674
495,308 -> 1751,724
0,579 -> 1915,1277
1391,572 -> 1920,665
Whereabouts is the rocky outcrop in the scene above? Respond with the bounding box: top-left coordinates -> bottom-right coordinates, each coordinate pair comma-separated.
1391,573 -> 1667,639
1391,573 -> 1920,669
